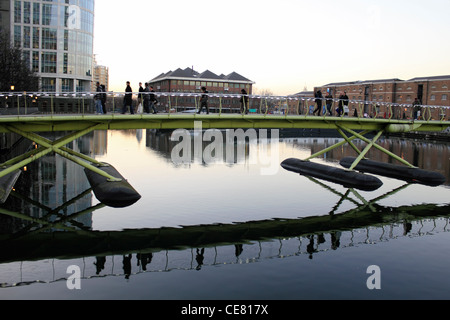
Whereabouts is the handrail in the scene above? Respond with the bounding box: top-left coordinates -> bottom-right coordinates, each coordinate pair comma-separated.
1,91 -> 450,109
1,91 -> 449,121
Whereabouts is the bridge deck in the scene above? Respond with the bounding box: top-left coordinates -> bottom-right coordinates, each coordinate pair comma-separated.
0,113 -> 449,133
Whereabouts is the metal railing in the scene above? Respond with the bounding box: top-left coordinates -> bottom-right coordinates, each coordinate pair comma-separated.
0,91 -> 449,121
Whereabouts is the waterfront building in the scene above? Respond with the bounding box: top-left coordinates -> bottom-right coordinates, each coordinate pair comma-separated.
91,55 -> 109,92
314,75 -> 450,119
148,67 -> 255,113
0,0 -> 95,92
149,67 -> 254,94
315,75 -> 450,108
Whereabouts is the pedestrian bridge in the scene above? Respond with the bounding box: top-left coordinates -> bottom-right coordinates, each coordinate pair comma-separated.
0,92 -> 449,204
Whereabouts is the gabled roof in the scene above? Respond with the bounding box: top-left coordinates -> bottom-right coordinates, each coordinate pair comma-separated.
151,68 -> 199,81
223,72 -> 252,82
198,70 -> 222,80
149,68 -> 254,84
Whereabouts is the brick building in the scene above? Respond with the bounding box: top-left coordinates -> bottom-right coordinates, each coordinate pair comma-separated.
313,75 -> 450,119
149,67 -> 254,94
147,67 -> 254,113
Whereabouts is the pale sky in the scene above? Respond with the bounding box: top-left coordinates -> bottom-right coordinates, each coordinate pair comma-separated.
93,0 -> 450,95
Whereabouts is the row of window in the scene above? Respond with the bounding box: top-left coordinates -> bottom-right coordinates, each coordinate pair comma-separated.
21,49 -> 92,76
15,25 -> 92,52
14,1 -> 94,33
41,77 -> 88,92
339,84 -> 449,93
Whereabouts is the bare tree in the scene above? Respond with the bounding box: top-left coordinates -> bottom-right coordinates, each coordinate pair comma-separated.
0,31 -> 39,92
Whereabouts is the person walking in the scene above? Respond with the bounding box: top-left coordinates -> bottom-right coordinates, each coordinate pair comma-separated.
121,81 -> 134,114
240,89 -> 249,114
94,82 -> 104,114
342,91 -> 350,116
149,86 -> 158,114
313,90 -> 323,116
137,82 -> 144,114
143,83 -> 150,114
197,87 -> 209,114
325,90 -> 333,116
337,91 -> 345,116
412,98 -> 422,120
101,84 -> 107,114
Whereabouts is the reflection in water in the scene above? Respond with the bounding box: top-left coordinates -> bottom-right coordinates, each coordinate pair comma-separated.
145,129 -> 450,184
1,211 -> 449,287
1,179 -> 449,287
0,129 -> 450,291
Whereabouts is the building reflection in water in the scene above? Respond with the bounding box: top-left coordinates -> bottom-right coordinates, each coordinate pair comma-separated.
145,129 -> 450,184
0,129 -> 449,287
0,130 -> 108,234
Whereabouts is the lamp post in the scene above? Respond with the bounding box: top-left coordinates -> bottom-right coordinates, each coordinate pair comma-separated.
9,85 -> 15,109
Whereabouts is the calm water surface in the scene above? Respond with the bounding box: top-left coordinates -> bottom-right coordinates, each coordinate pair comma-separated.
0,129 -> 450,301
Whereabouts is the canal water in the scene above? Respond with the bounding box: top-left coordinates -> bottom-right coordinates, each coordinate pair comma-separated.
0,128 -> 449,301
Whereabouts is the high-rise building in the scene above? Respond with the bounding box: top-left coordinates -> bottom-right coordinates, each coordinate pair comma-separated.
91,55 -> 108,92
0,0 -> 95,92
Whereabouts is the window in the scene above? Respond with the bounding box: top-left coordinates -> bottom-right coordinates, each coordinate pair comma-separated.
23,26 -> 31,48
42,78 -> 56,92
24,2 -> 31,24
442,94 -> 448,101
33,3 -> 40,24
14,25 -> 21,47
42,4 -> 58,26
41,52 -> 57,73
14,1 -> 21,24
32,51 -> 39,72
42,28 -> 57,50
430,95 -> 436,101
33,27 -> 40,48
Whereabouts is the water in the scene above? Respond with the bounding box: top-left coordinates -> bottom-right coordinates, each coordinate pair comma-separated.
0,129 -> 450,302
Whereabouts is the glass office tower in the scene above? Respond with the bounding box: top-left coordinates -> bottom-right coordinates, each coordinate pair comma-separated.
4,0 -> 95,92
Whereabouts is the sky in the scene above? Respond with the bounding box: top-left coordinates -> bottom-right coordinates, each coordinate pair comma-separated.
93,0 -> 450,95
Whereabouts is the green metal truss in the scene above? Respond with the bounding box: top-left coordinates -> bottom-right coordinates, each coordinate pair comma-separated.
0,114 -> 448,181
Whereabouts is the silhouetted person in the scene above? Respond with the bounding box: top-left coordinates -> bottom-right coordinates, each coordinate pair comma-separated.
403,221 -> 413,235
94,256 -> 106,275
342,91 -> 349,116
197,87 -> 209,114
235,244 -> 244,258
149,86 -> 158,114
331,231 -> 341,250
337,91 -> 345,116
121,81 -> 134,114
137,252 -> 153,271
240,89 -> 249,114
313,90 -> 323,116
101,85 -> 107,114
123,254 -> 132,279
325,91 -> 333,116
196,248 -> 205,270
413,98 -> 421,120
306,235 -> 317,259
